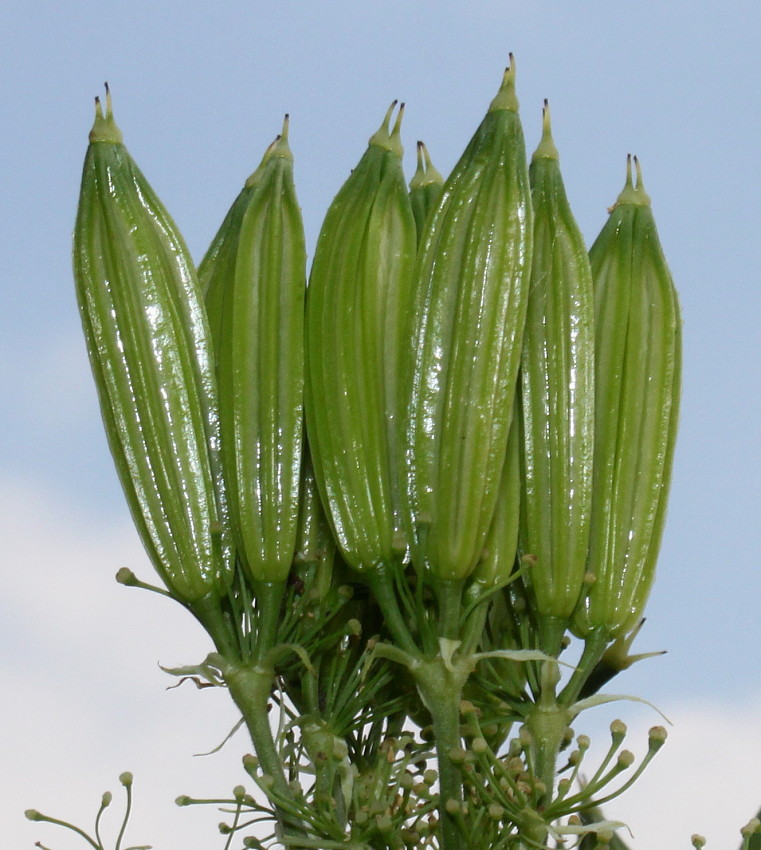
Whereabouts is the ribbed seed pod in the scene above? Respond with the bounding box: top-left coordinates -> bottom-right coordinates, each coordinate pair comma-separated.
573,157 -> 681,638
519,102 -> 594,642
73,90 -> 232,604
305,103 -> 416,572
409,141 -> 444,243
402,57 -> 533,583
201,118 -> 306,584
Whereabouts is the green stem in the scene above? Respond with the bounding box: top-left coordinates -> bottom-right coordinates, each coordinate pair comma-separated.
528,706 -> 567,815
435,579 -> 464,640
414,658 -> 468,850
114,782 -> 132,850
253,580 -> 287,664
301,721 -> 335,810
459,594 -> 490,658
527,662 -> 567,815
223,660 -> 303,834
368,565 -> 419,655
536,615 -> 567,659
190,592 -> 240,658
557,628 -> 610,708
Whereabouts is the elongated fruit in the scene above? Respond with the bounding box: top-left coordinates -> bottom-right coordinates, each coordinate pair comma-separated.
402,57 -> 533,583
573,156 -> 681,638
519,102 -> 594,643
200,118 -> 306,584
73,89 -> 232,604
305,103 -> 416,573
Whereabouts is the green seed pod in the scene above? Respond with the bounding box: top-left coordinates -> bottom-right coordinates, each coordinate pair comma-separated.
305,103 -> 416,572
409,140 -> 444,243
573,156 -> 681,638
519,102 -> 594,645
201,118 -> 306,584
73,89 -> 232,604
402,57 -> 533,582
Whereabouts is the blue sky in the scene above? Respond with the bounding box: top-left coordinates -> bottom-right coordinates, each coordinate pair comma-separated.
2,1 -> 761,847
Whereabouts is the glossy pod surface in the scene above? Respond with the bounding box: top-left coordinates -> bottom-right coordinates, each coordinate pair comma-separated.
402,60 -> 533,582
201,122 -> 306,584
519,104 -> 595,631
305,105 -> 416,572
73,94 -> 232,603
573,159 -> 681,638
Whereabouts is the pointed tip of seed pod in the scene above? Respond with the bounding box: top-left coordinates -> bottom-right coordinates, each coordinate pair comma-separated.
245,119 -> 293,186
270,114 -> 294,162
633,155 -> 651,202
89,82 -> 123,144
410,140 -> 426,188
421,140 -> 444,185
369,100 -> 396,145
489,53 -> 519,113
391,102 -> 405,139
610,153 -> 651,210
531,98 -> 560,161
410,140 -> 444,189
369,100 -> 404,157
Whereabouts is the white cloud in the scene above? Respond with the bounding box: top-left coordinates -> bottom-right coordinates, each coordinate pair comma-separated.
0,480 -> 247,850
3,480 -> 760,850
